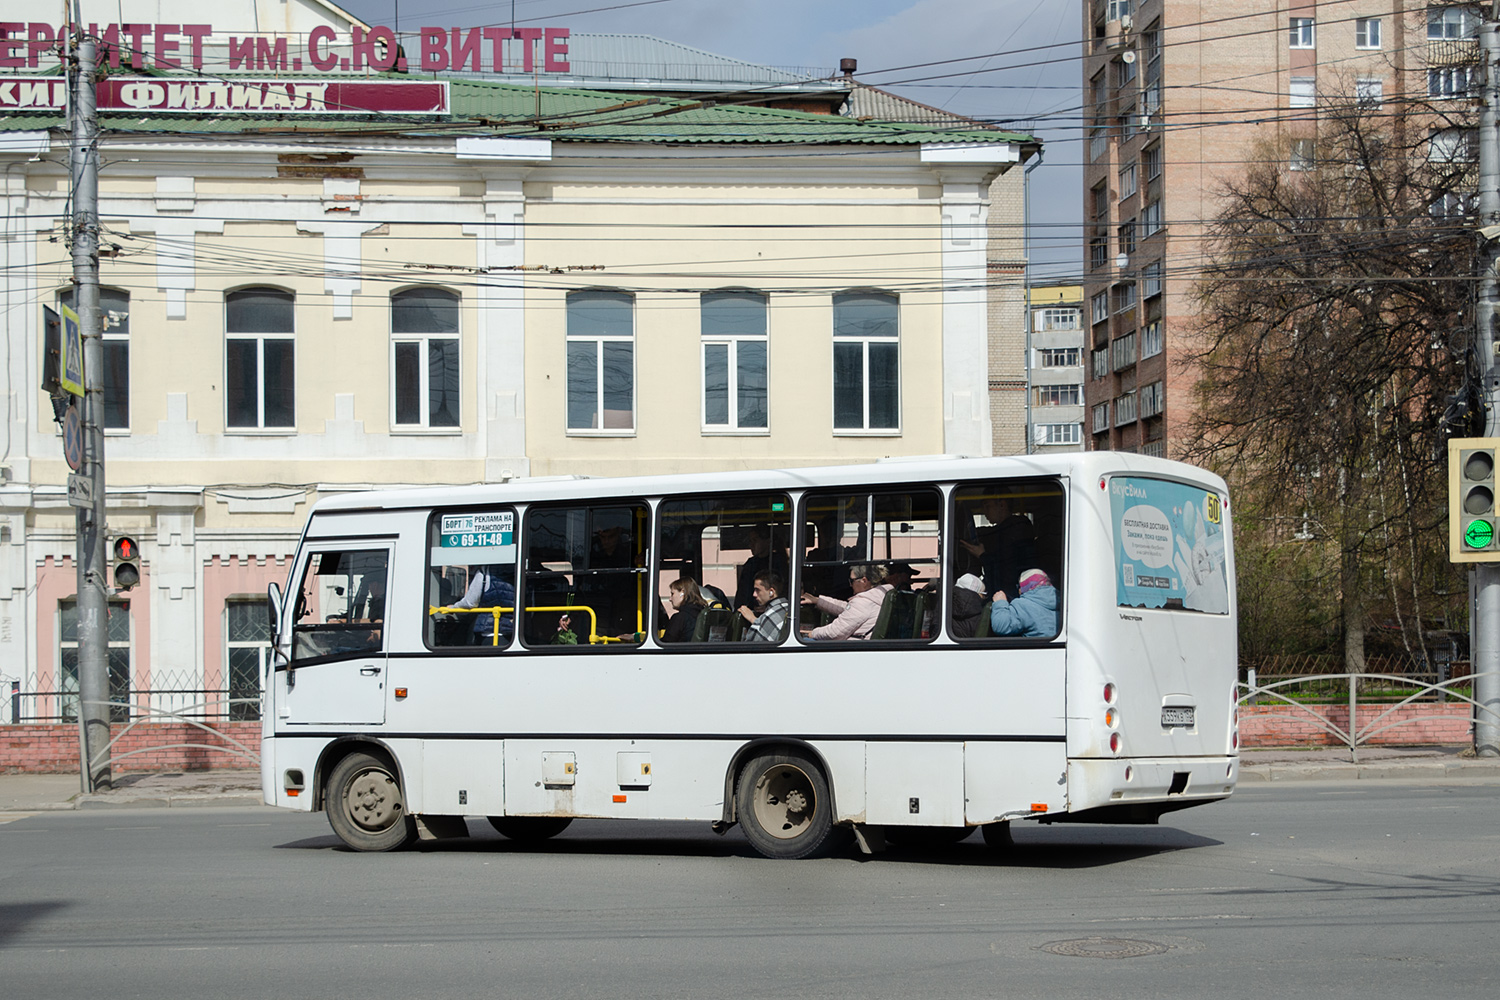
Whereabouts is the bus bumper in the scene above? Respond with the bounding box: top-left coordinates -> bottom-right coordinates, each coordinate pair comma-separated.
1066,755 -> 1238,815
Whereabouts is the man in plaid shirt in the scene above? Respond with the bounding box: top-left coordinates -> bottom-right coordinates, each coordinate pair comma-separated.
740,572 -> 790,643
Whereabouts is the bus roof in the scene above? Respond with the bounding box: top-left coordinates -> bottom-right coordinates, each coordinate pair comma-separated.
306,452 -> 1226,516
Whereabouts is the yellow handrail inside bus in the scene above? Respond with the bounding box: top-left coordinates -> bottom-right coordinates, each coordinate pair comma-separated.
429,604 -> 640,645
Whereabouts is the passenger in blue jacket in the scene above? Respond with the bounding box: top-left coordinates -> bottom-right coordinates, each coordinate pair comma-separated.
990,568 -> 1058,638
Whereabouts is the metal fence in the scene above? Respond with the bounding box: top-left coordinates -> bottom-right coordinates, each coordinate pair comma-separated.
2,669 -> 260,726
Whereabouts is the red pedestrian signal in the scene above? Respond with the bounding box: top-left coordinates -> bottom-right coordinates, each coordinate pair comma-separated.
112,535 -> 141,591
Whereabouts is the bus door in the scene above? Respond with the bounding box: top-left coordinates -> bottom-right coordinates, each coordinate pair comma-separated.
278,544 -> 392,727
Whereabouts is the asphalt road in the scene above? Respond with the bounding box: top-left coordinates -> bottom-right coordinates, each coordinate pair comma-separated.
2,779 -> 1498,999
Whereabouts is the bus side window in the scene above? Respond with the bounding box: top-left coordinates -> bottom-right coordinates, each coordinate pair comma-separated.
290,548 -> 389,662
654,493 -> 792,643
426,508 -> 518,650
951,479 -> 1065,641
522,502 -> 650,647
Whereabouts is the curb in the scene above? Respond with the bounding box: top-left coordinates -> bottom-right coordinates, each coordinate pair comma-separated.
73,792 -> 267,810
1239,761 -> 1500,782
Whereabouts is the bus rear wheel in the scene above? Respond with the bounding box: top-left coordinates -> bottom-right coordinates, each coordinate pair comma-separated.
326,752 -> 416,852
487,816 -> 573,841
736,752 -> 835,860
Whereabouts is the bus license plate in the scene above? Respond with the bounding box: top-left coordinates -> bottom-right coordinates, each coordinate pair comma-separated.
1161,706 -> 1195,728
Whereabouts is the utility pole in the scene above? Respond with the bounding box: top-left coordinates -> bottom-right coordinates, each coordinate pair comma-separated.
70,25 -> 111,790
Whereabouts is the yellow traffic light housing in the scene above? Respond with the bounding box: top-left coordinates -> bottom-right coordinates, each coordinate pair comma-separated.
1450,438 -> 1500,562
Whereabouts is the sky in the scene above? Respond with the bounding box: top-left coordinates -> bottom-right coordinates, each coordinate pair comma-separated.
335,0 -> 1085,279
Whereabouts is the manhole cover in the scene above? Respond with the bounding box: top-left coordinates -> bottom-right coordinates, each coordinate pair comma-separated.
1039,937 -> 1170,959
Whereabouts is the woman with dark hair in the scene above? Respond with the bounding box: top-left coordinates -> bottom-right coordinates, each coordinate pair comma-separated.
661,576 -> 710,643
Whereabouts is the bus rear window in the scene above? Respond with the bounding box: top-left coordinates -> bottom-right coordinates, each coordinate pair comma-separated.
1110,477 -> 1229,614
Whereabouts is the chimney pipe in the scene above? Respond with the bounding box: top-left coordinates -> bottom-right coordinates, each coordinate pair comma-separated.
840,57 -> 857,79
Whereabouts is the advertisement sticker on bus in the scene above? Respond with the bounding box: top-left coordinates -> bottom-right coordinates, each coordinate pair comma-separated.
435,511 -> 515,564
1110,477 -> 1228,614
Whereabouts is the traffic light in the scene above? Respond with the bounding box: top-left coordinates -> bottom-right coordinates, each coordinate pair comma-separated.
112,536 -> 141,591
1450,438 -> 1500,562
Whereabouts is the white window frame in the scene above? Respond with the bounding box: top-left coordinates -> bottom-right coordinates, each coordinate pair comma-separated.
1114,391 -> 1138,426
1035,384 -> 1082,407
1143,261 -> 1163,299
1139,380 -> 1164,419
1038,347 -> 1082,368
1119,161 -> 1138,200
1141,320 -> 1163,359
1356,17 -> 1382,49
1142,201 -> 1163,236
1112,332 -> 1137,371
1290,138 -> 1316,171
832,291 -> 901,434
1290,77 -> 1316,109
1430,66 -> 1476,99
701,290 -> 770,435
1112,282 -> 1137,315
1431,127 -> 1478,163
1144,143 -> 1162,180
1092,402 -> 1110,434
1040,307 -> 1080,331
1356,77 -> 1383,108
1428,6 -> 1478,40
224,287 -> 295,433
1035,422 -> 1082,446
1289,17 -> 1315,48
390,287 -> 461,432
225,597 -> 269,721
1091,292 -> 1109,325
1092,348 -> 1109,380
566,289 -> 637,435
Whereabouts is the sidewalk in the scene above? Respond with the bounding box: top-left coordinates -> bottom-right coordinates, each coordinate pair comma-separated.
2,749 -> 1499,813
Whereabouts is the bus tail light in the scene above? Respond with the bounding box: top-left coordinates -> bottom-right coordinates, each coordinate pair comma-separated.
1105,708 -> 1118,728
1104,682 -> 1117,704
1109,732 -> 1122,754
1124,765 -> 1133,782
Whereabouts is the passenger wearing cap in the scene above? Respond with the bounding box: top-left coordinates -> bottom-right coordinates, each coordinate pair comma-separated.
990,568 -> 1058,638
884,561 -> 922,591
950,573 -> 987,638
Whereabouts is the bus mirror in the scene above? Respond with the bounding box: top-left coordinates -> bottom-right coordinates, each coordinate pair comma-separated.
267,582 -> 283,644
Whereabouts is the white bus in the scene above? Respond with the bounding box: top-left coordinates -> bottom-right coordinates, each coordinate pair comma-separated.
262,453 -> 1238,858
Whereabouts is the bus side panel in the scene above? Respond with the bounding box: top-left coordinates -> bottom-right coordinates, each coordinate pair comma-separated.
420,739 -> 502,817
964,742 -> 1068,824
866,743 -> 964,826
502,739 -> 734,821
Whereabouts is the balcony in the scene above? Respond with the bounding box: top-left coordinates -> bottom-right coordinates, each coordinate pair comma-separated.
1428,38 -> 1480,67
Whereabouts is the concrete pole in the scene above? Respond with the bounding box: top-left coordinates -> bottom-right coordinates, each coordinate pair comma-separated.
1473,22 -> 1500,757
70,31 -> 111,789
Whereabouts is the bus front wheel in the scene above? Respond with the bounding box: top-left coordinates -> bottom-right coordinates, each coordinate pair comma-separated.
326,752 -> 416,852
487,816 -> 573,841
736,752 -> 835,860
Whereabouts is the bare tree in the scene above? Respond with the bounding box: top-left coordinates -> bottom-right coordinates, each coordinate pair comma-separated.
1186,96 -> 1474,673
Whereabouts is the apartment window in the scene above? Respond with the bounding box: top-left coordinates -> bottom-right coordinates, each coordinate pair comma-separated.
1107,0 -> 1130,21
1038,347 -> 1081,368
1142,440 -> 1166,458
1091,236 -> 1108,271
1119,101 -> 1137,141
1112,283 -> 1137,315
701,290 -> 768,432
1141,320 -> 1163,359
1091,292 -> 1109,325
832,291 -> 900,432
1143,26 -> 1161,65
1431,191 -> 1476,218
1430,66 -> 1478,98
1143,261 -> 1163,299
1291,138 -> 1316,171
1119,161 -> 1138,200
1040,308 -> 1080,331
1428,5 -> 1479,39
226,287 -> 294,430
1356,77 -> 1383,108
1290,77 -> 1316,109
1119,219 -> 1137,256
1112,332 -> 1137,370
1139,380 -> 1164,419
1035,423 -> 1082,446
1143,143 -> 1162,180
391,287 -> 460,429
1289,17 -> 1315,47
567,290 -> 635,432
1092,183 -> 1109,220
1114,391 -> 1138,426
1092,402 -> 1110,433
1142,81 -> 1162,119
1035,385 -> 1081,407
1114,57 -> 1136,88
1092,348 -> 1109,380
1142,200 -> 1163,236
1091,128 -> 1109,163
57,287 -> 129,429
1431,128 -> 1478,162
225,599 -> 268,721
59,599 -> 130,723
1356,17 -> 1382,48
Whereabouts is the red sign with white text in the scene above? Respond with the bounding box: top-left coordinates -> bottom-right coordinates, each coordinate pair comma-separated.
0,76 -> 449,114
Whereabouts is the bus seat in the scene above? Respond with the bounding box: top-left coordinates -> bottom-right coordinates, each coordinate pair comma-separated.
872,590 -> 919,640
693,605 -> 736,642
975,601 -> 993,638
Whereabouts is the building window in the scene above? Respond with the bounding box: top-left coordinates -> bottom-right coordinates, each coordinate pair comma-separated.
1035,423 -> 1082,446
1119,161 -> 1138,200
1091,292 -> 1109,325
1356,77 -> 1383,108
1430,66 -> 1477,98
1141,320 -> 1163,359
59,599 -> 130,723
1143,143 -> 1162,180
832,291 -> 900,432
1112,332 -> 1137,371
1428,6 -> 1479,39
701,290 -> 768,432
1090,236 -> 1108,271
391,287 -> 460,429
1431,128 -> 1478,162
1119,219 -> 1137,256
1107,0 -> 1130,21
1139,381 -> 1164,419
58,287 -> 129,430
1038,347 -> 1081,368
1289,17 -> 1315,47
1114,391 -> 1138,426
1091,128 -> 1109,163
1112,283 -> 1137,315
1356,17 -> 1382,48
1291,138 -> 1316,171
1114,56 -> 1136,88
1290,77 -> 1316,109
1092,402 -> 1110,433
1092,348 -> 1109,380
1431,191 -> 1476,218
225,599 -> 268,721
1040,308 -> 1080,331
1143,261 -> 1163,299
1142,440 -> 1166,458
1092,183 -> 1109,220
1144,25 -> 1161,65
566,290 -> 635,432
225,287 -> 295,430
1142,201 -> 1163,236
1118,101 -> 1137,141
1035,385 -> 1081,407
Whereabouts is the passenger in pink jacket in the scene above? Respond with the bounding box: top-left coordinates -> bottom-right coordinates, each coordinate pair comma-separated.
800,564 -> 893,640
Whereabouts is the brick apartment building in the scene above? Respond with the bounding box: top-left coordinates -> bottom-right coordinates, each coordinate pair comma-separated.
1082,0 -> 1478,456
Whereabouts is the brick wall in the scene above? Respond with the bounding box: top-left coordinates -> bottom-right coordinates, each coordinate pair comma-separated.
0,722 -> 261,773
1239,704 -> 1472,748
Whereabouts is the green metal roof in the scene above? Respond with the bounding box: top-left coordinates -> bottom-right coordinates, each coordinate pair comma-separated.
0,74 -> 1033,147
